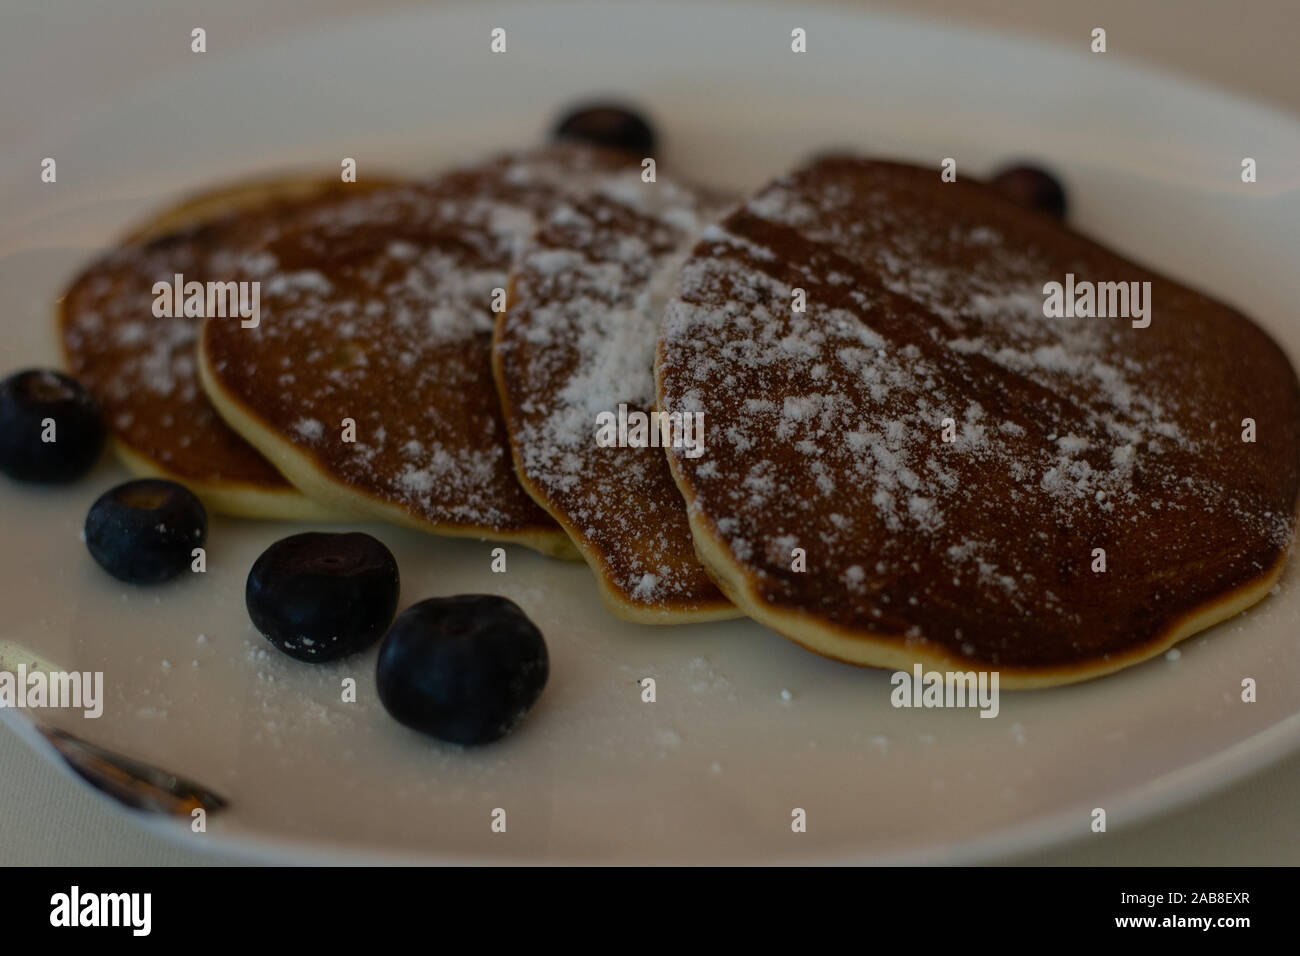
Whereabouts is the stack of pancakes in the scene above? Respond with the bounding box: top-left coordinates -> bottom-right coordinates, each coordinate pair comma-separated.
60,145 -> 1300,686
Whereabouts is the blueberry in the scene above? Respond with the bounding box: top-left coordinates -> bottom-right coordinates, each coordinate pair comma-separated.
376,595 -> 548,745
84,479 -> 206,584
989,163 -> 1068,219
246,532 -> 399,662
0,369 -> 104,483
552,102 -> 656,155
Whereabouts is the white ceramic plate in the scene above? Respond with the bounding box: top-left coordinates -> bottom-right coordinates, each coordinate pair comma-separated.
2,1 -> 1299,864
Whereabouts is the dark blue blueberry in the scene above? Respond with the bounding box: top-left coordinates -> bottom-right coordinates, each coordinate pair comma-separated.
84,479 -> 206,584
553,102 -> 656,155
0,369 -> 104,483
990,163 -> 1068,219
246,532 -> 399,662
377,595 -> 548,745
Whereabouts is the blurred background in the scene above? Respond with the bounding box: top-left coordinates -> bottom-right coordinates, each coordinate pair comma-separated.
4,0 -> 1297,149
1,0 -> 1298,865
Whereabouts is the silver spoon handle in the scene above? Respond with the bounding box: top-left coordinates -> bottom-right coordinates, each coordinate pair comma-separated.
34,724 -> 228,818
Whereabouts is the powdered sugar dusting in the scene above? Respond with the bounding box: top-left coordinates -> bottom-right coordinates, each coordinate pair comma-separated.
201,146 -> 645,537
658,157 -> 1298,667
496,161 -> 734,609
60,197 -> 328,487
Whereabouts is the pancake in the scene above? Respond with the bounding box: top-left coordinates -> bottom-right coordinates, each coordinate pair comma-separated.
198,146 -> 641,558
656,157 -> 1300,687
493,164 -> 739,622
59,177 -> 381,519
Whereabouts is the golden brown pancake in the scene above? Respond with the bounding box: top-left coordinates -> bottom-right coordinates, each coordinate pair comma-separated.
656,157 -> 1300,687
198,147 -> 645,557
59,177 -> 379,519
494,159 -> 738,621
